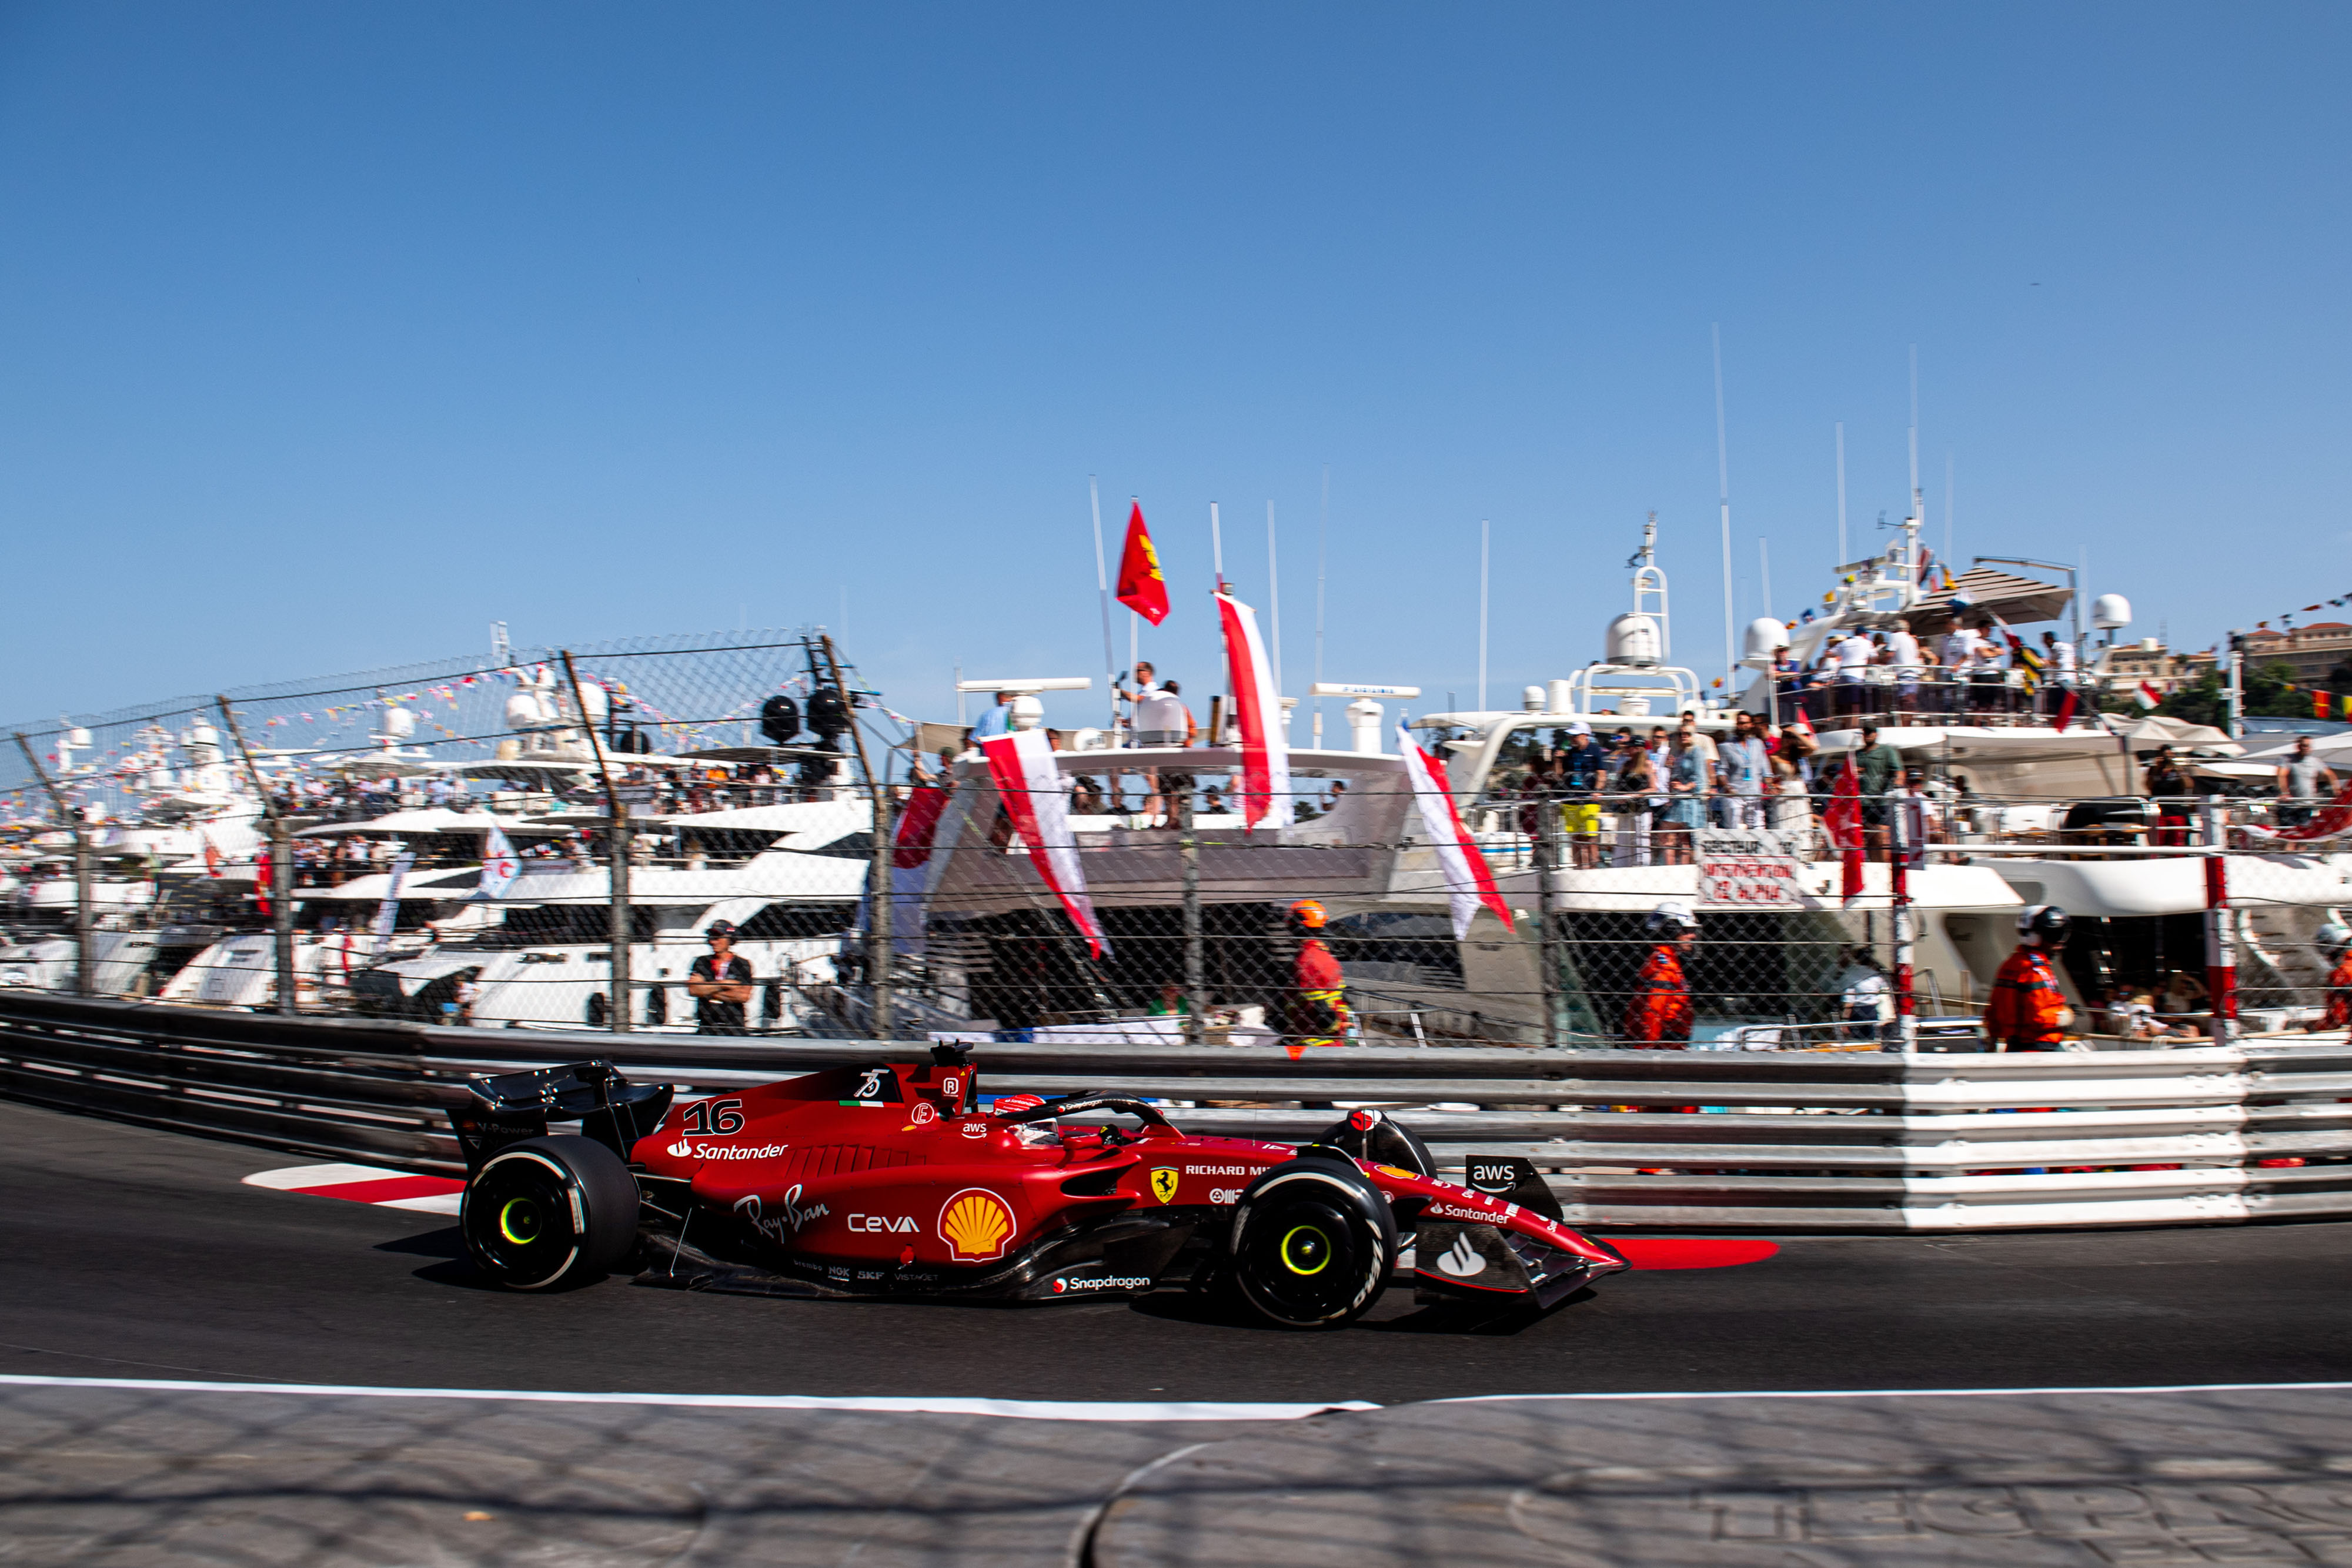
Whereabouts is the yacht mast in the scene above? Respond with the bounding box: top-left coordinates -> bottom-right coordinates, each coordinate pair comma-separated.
1713,325 -> 1735,697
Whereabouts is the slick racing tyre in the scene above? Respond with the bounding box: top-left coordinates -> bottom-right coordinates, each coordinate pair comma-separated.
1228,1157 -> 1398,1329
461,1135 -> 639,1291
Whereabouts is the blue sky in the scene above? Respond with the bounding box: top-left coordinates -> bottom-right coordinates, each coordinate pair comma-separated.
2,4 -> 2347,732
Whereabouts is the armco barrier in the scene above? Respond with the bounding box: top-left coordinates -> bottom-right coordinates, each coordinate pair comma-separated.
2,991 -> 2348,1232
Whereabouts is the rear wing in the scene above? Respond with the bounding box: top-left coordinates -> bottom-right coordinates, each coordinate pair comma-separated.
452,1060 -> 674,1174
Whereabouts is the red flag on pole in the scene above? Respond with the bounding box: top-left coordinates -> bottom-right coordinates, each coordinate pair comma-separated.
1822,760 -> 1865,907
1114,502 -> 1170,626
2052,688 -> 2080,733
253,848 -> 273,917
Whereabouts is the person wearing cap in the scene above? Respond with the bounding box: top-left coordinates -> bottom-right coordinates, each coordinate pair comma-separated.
1282,899 -> 1351,1052
1986,905 -> 2075,1051
1623,901 -> 1697,1047
1560,722 -> 1608,868
687,920 -> 756,1035
2306,924 -> 2352,1033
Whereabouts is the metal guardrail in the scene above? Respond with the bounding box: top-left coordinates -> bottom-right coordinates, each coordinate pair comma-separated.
1,991 -> 2347,1232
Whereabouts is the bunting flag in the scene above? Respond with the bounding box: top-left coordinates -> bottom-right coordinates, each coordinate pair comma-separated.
254,847 -> 272,917
1396,724 -> 1513,940
2134,680 -> 2161,711
1822,761 -> 1865,907
476,824 -> 520,900
1216,587 -> 1291,829
2318,692 -> 2337,721
980,728 -> 1108,959
887,783 -> 952,954
1114,502 -> 1170,626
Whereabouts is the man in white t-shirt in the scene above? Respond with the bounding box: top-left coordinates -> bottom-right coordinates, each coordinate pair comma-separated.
1887,627 -> 1923,716
1940,624 -> 1984,717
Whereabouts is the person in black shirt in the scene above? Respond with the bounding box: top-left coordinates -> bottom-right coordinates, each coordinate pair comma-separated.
687,920 -> 755,1035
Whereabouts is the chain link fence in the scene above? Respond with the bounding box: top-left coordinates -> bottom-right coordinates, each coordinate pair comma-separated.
11,654 -> 2352,1057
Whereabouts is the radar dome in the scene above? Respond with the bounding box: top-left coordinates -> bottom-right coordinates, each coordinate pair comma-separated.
2092,593 -> 2132,631
1742,617 -> 1789,666
1605,612 -> 1662,668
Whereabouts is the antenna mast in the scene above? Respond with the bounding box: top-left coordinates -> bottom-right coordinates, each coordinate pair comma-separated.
1713,325 -> 1735,697
1631,511 -> 1671,657
1907,346 -> 1925,583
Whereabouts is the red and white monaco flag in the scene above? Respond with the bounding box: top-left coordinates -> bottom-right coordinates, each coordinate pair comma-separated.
1217,589 -> 1289,828
2134,680 -> 2161,710
1396,724 -> 1514,940
980,728 -> 1108,959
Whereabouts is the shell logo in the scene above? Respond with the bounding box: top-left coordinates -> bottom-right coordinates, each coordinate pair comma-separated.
937,1188 -> 1016,1262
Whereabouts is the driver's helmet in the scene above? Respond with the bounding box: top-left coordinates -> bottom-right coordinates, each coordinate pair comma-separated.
990,1092 -> 1060,1145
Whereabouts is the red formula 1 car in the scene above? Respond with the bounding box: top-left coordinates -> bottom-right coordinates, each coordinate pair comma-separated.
449,1049 -> 1627,1329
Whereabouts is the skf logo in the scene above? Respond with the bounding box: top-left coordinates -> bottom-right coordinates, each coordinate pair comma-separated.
938,1188 -> 1015,1262
1150,1168 -> 1180,1205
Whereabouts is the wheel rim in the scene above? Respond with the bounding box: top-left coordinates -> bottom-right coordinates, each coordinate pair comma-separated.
464,1155 -> 580,1288
1278,1224 -> 1332,1275
498,1197 -> 542,1246
1237,1191 -> 1377,1324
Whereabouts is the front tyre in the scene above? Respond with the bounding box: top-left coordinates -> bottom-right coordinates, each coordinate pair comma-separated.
1228,1158 -> 1398,1329
461,1135 -> 639,1290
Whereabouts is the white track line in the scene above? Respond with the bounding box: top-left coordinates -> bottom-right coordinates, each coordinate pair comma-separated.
1435,1380 -> 2352,1404
0,1375 -> 1377,1423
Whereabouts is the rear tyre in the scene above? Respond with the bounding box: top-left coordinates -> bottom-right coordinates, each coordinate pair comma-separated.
461,1135 -> 639,1290
1228,1158 -> 1398,1329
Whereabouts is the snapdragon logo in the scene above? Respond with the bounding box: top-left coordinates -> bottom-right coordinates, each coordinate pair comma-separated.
1050,1275 -> 1154,1293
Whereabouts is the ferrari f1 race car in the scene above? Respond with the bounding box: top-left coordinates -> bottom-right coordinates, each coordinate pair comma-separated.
449,1050 -> 1628,1329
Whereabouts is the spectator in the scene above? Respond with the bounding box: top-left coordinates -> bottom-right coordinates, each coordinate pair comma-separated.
1834,627 -> 1874,716
1887,624 -> 1925,716
971,689 -> 1017,740
1114,660 -> 1164,741
687,920 -> 755,1036
1851,723 -> 1903,859
1717,711 -> 1769,829
2144,745 -> 2190,845
1659,728 -> 1709,864
1613,738 -> 1659,867
2276,735 -> 2338,830
1132,678 -> 1193,747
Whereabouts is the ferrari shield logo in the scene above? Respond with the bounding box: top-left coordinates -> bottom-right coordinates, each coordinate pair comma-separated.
1150,1168 -> 1180,1205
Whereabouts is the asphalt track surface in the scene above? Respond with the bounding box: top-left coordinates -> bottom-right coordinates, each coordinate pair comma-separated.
6,1098 -> 2350,1405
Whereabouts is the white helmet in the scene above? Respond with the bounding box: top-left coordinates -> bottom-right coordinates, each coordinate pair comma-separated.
2016,904 -> 2072,944
2318,922 -> 2352,953
1646,900 -> 1698,937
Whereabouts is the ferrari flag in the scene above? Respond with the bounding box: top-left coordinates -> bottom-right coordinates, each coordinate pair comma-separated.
1397,724 -> 1514,940
1114,501 -> 1170,626
1217,588 -> 1290,828
980,728 -> 1110,959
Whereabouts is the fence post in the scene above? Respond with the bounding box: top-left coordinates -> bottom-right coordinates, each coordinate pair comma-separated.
1180,775 -> 1204,1046
2202,797 -> 2238,1045
560,652 -> 630,1034
1535,803 -> 1563,1048
818,635 -> 892,1041
1887,794 -> 1920,1052
213,698 -> 295,1015
13,733 -> 92,997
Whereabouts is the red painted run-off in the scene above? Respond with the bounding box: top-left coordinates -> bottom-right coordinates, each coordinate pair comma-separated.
295,1175 -> 465,1204
1608,1238 -> 1780,1271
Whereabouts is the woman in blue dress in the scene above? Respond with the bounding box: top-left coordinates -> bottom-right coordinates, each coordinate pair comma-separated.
1660,733 -> 1708,864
